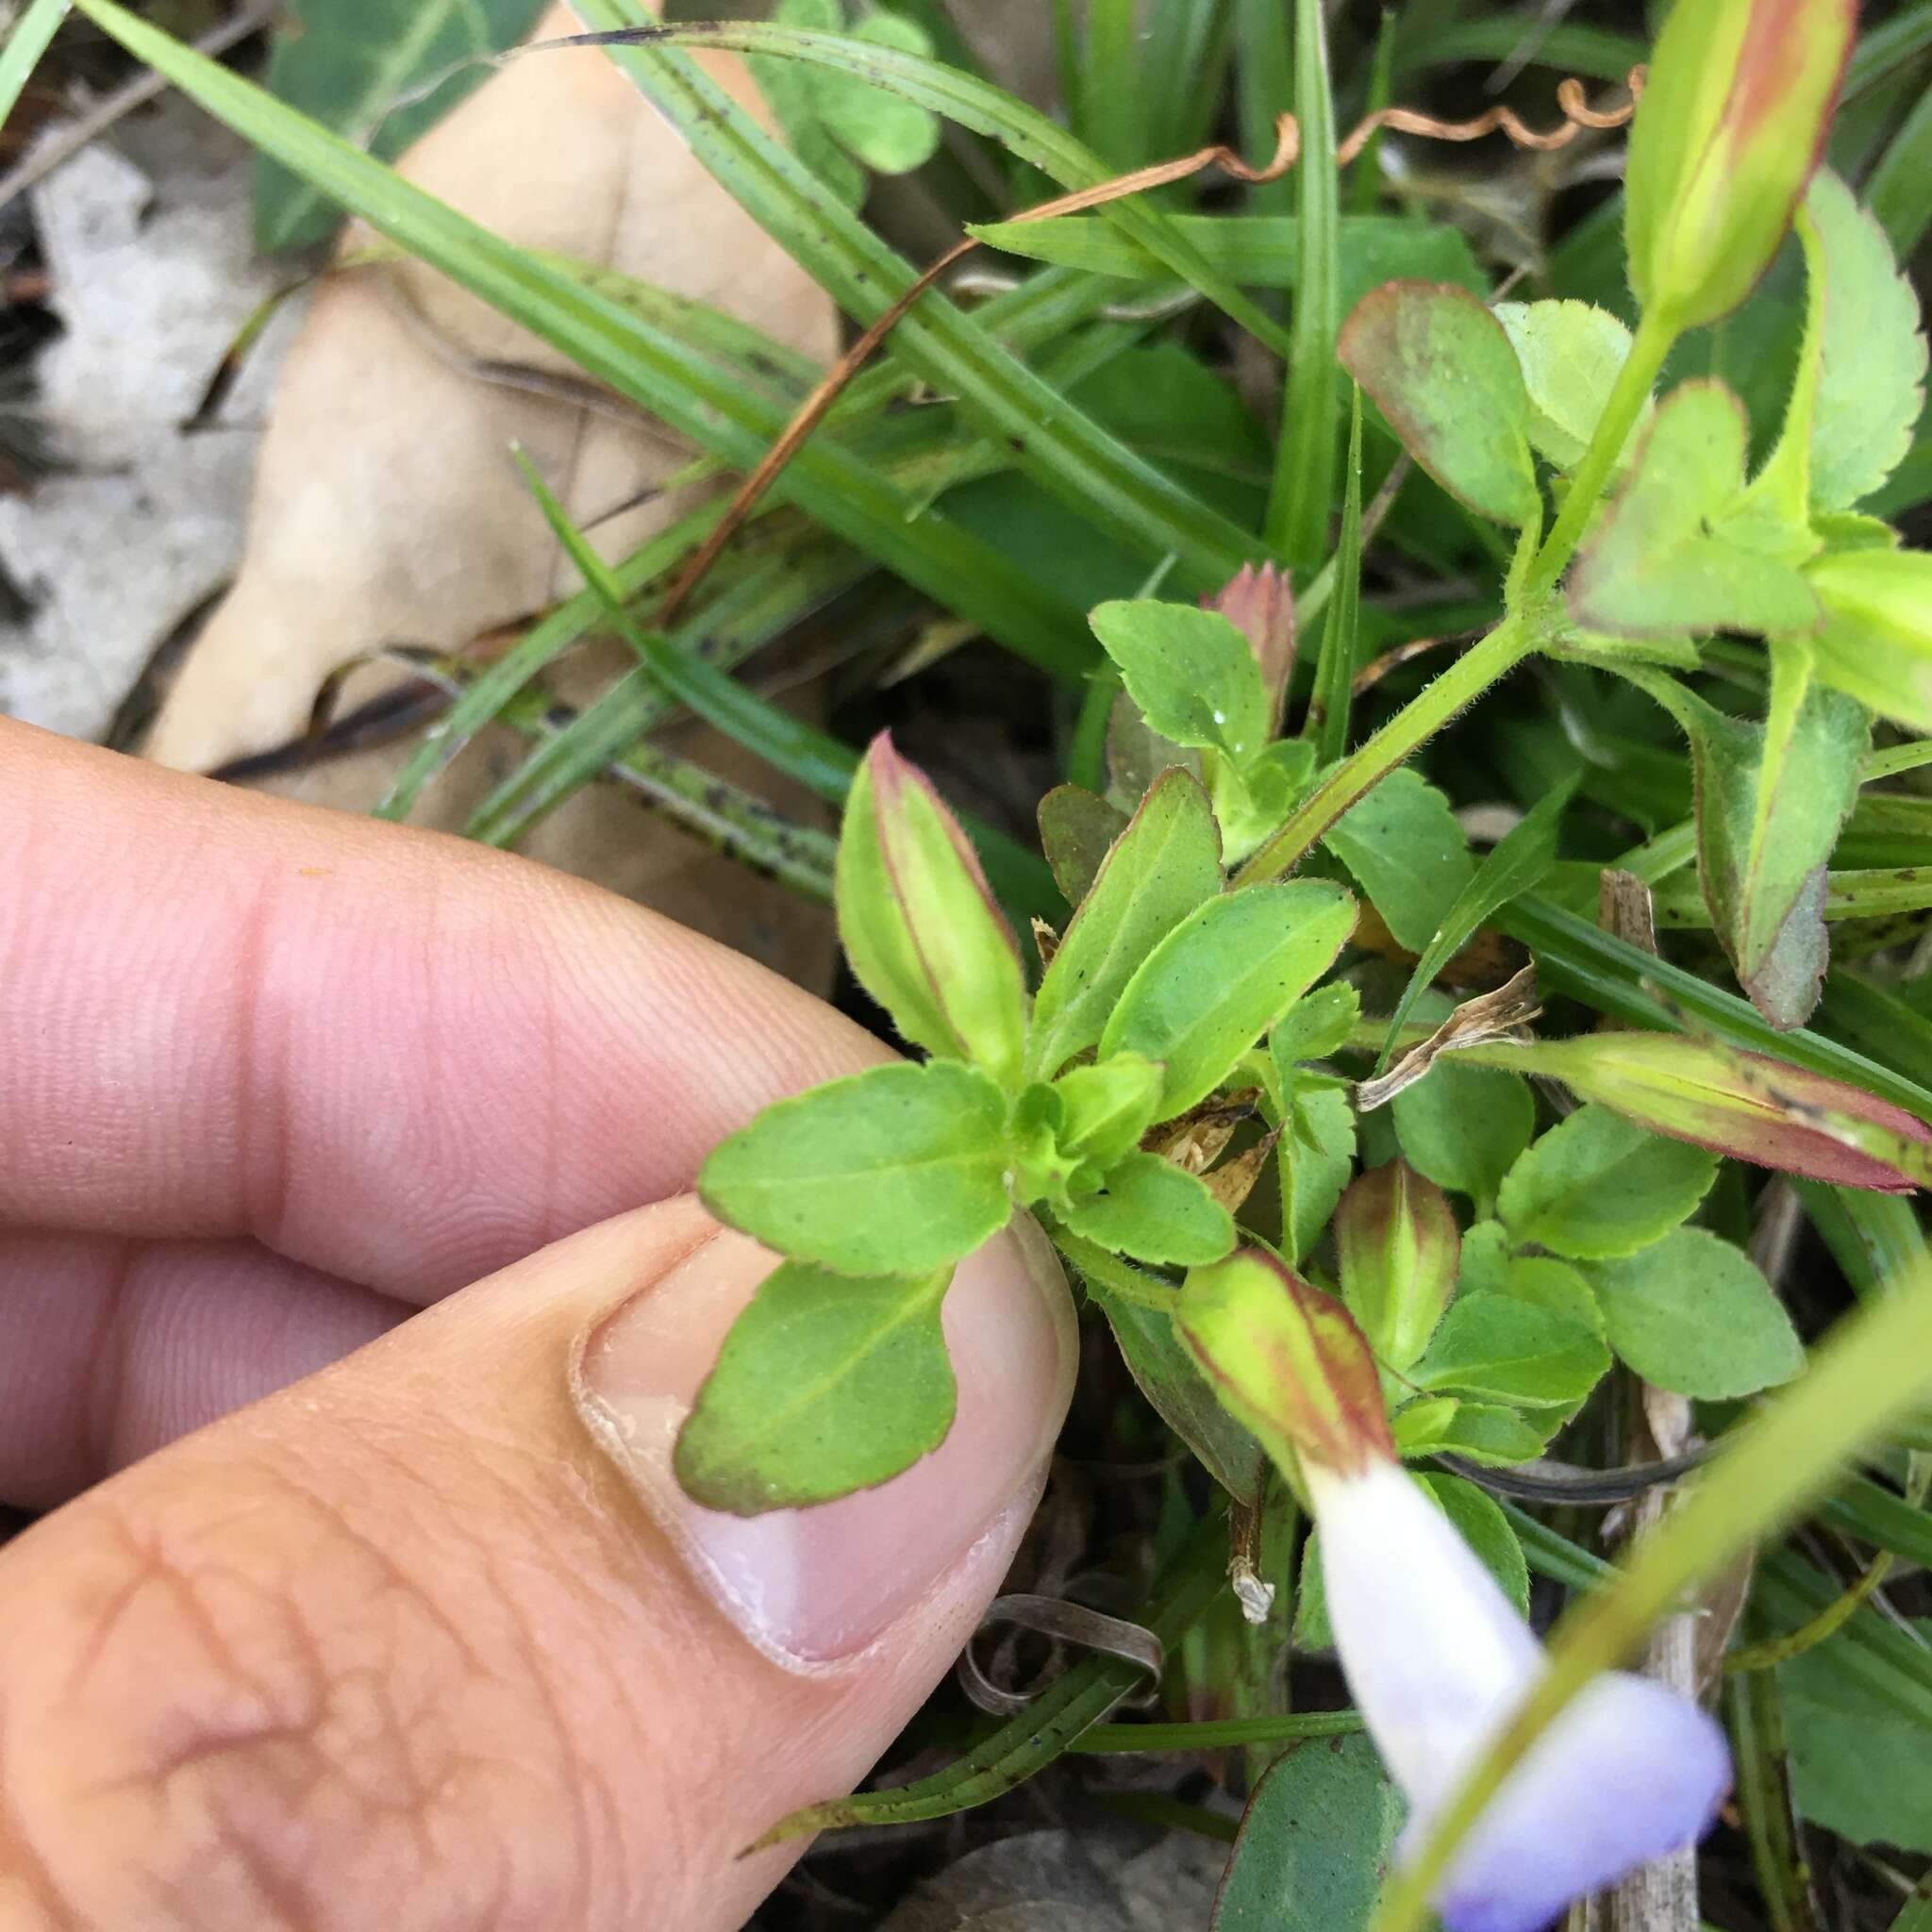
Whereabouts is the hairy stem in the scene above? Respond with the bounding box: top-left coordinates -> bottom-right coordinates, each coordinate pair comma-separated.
1235,611 -> 1539,886
1525,304 -> 1679,599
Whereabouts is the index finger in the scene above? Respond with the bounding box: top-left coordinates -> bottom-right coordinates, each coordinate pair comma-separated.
0,721 -> 885,1298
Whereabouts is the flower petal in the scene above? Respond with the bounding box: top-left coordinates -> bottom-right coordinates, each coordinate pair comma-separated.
1307,1459 -> 1541,1809
1425,1672 -> 1731,1932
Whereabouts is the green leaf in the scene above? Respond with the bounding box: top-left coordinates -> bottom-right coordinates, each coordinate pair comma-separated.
1294,1469 -> 1529,1649
1493,300 -> 1648,473
1036,785 -> 1130,908
1054,1054 -> 1165,1170
1422,1474 -> 1531,1614
1322,766 -> 1474,953
1088,601 -> 1271,766
1582,1227 -> 1803,1398
1091,1288 -> 1266,1506
256,0 -> 548,253
1277,1081 -> 1357,1265
1411,1292 -> 1610,1409
1686,648 -> 1868,1028
1211,1734 -> 1402,1931
699,1060 -> 1010,1275
673,1262 -> 954,1512
1391,1395 -> 1553,1467
1798,168 -> 1927,511
1392,1061 -> 1537,1208
1809,546 -> 1932,735
1273,982 -> 1361,1067
1028,768 -> 1223,1081
1060,1151 -> 1236,1268
1337,279 -> 1541,527
969,211 -> 1486,307
1335,1161 -> 1458,1373
808,8 -> 942,174
1498,1102 -> 1720,1260
1215,738 -> 1318,868
1102,882 -> 1357,1114
1457,1218 -> 1512,1298
1499,1255 -> 1605,1340
1376,780 -> 1572,1070
1782,1622 -> 1932,1853
1570,380 -> 1823,638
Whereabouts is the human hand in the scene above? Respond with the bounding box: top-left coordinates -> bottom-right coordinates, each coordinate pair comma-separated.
0,720 -> 1074,1930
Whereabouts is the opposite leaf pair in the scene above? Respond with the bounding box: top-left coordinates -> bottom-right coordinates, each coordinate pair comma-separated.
688,734 -> 1358,1511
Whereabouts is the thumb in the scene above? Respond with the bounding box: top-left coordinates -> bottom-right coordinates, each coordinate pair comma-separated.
0,1197 -> 1074,1932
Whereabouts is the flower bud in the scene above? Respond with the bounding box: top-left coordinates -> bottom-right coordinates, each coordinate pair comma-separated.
1177,1248 -> 1394,1479
1479,1031 -> 1931,1193
1625,0 -> 1857,332
1335,1162 -> 1460,1373
1205,563 -> 1295,737
836,732 -> 1027,1087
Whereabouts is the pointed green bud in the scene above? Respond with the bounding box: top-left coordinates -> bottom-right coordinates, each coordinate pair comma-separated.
1335,1161 -> 1460,1373
1178,1248 -> 1396,1480
1625,0 -> 1857,333
835,732 -> 1028,1088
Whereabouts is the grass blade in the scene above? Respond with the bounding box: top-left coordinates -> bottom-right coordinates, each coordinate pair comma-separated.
445,658 -> 838,901
1308,383 -> 1364,764
515,451 -> 1058,922
0,0 -> 68,132
1265,0 -> 1341,571
1376,778 -> 1573,1071
1236,0 -> 1295,217
1865,80 -> 1932,260
751,1502 -> 1229,1843
68,0 -> 1091,676
969,210 -> 1484,295
1495,892 -> 1932,1124
593,16 -> 1299,375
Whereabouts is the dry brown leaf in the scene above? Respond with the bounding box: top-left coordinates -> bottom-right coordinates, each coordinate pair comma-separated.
1200,1125 -> 1283,1217
1144,1090 -> 1263,1173
137,3 -> 841,980
1356,963 -> 1542,1110
147,2 -> 836,772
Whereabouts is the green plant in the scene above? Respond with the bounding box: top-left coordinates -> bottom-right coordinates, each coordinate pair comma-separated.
16,0 -> 1932,1922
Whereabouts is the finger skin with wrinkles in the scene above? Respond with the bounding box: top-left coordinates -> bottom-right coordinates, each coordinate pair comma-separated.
0,1205 -> 1018,1932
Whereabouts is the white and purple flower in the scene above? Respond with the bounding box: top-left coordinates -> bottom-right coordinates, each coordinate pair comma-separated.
1306,1455 -> 1732,1932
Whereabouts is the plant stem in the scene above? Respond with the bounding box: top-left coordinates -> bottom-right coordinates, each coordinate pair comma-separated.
1370,1259 -> 1932,1932
1235,612 -> 1539,886
1045,1217 -> 1178,1311
1075,1709 -> 1363,1752
1525,305 -> 1679,599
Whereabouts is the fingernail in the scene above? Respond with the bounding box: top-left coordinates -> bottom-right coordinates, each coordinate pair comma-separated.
573,1212 -> 1075,1668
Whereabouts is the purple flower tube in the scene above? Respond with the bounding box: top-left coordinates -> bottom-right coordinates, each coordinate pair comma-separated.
1306,1459 -> 1732,1932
